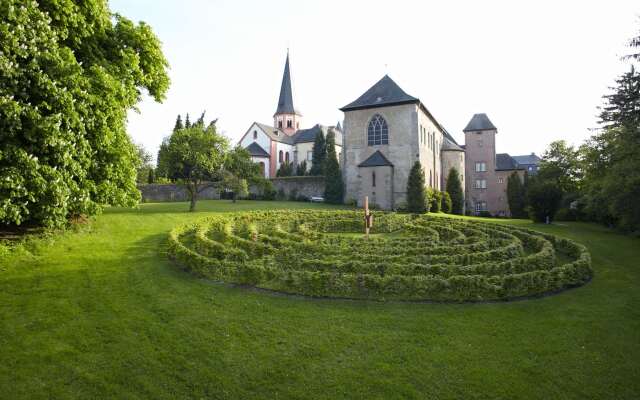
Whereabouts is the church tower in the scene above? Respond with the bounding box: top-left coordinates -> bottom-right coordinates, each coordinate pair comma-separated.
274,51 -> 302,136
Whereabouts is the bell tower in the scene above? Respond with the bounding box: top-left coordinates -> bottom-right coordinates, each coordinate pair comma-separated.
274,51 -> 302,136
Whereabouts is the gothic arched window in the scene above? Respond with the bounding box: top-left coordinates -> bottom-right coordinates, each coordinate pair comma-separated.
279,150 -> 283,163
285,152 -> 290,163
367,114 -> 388,146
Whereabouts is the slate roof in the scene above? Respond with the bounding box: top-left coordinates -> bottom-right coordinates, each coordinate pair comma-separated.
463,113 -> 497,132
274,52 -> 301,116
512,153 -> 541,165
442,136 -> 464,152
358,151 -> 394,167
254,122 -> 294,144
496,153 -> 523,171
292,124 -> 323,143
245,142 -> 270,158
340,75 -> 419,111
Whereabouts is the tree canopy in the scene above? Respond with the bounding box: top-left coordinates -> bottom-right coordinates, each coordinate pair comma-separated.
0,0 -> 170,227
309,131 -> 327,176
445,168 -> 464,215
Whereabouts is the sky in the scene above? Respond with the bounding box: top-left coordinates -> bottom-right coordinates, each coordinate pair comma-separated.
110,0 -> 639,160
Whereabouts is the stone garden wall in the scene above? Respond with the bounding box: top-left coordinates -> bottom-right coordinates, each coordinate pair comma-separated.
139,184 -> 220,203
270,176 -> 325,199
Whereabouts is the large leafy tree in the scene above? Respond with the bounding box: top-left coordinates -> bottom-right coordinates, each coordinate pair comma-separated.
580,27 -> 640,232
406,161 -> 427,213
309,131 -> 327,176
0,0 -> 169,227
538,140 -> 583,194
165,125 -> 229,212
527,180 -> 563,223
445,167 -> 464,215
324,129 -> 344,204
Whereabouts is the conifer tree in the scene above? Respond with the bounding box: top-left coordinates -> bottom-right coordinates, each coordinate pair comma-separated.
324,130 -> 344,204
173,114 -> 184,132
406,161 -> 427,213
185,113 -> 191,128
445,167 -> 464,214
507,172 -> 527,218
310,131 -> 327,175
296,160 -> 308,176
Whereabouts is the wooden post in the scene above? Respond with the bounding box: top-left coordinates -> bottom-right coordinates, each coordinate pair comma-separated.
364,196 -> 370,239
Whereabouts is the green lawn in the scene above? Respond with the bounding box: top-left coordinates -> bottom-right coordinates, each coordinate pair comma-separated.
1,200 -> 639,399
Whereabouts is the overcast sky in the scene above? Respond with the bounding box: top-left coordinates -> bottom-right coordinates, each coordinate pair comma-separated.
110,0 -> 639,160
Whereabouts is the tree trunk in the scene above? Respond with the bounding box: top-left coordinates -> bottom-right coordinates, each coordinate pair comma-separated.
189,183 -> 198,212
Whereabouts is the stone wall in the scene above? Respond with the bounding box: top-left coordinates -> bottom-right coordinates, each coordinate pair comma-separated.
270,176 -> 325,199
138,184 -> 220,203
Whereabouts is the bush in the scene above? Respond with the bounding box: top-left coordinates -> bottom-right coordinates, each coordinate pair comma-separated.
429,189 -> 442,213
441,192 -> 452,213
167,210 -> 592,302
262,181 -> 277,201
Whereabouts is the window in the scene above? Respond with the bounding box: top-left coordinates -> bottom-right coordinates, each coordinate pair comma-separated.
307,151 -> 313,161
474,179 -> 487,189
278,150 -> 283,163
285,152 -> 290,163
498,177 -> 504,184
253,130 -> 258,139
475,162 -> 487,172
367,114 -> 388,145
372,171 -> 376,187
475,201 -> 487,213
278,120 -> 283,129
258,162 -> 265,176
287,120 -> 292,128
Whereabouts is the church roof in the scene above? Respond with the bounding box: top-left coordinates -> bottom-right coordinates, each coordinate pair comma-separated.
463,113 -> 497,132
292,124 -> 324,143
442,136 -> 464,152
340,75 -> 419,111
254,122 -> 294,144
274,52 -> 301,116
245,142 -> 270,157
358,150 -> 394,167
512,153 -> 541,165
496,153 -> 523,171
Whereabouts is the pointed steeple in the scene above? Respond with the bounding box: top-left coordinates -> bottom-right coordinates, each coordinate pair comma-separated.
274,51 -> 301,116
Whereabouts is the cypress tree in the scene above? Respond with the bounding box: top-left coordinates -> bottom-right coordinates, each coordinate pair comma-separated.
507,172 -> 526,218
173,114 -> 184,132
324,130 -> 344,204
309,131 -> 327,175
147,168 -> 155,184
445,167 -> 464,214
406,161 -> 427,213
185,113 -> 191,128
296,160 -> 307,176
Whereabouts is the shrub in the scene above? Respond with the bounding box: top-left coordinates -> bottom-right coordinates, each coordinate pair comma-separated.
441,192 -> 452,213
430,189 -> 442,213
407,161 -> 427,213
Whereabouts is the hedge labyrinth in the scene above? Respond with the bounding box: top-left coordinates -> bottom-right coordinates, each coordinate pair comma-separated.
168,210 -> 592,302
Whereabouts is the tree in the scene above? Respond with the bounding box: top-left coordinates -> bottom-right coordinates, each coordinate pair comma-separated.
147,168 -> 155,184
537,140 -> 583,194
406,161 -> 427,213
185,113 -> 191,128
445,168 -> 464,215
0,0 -> 169,228
173,115 -> 184,132
324,130 -> 344,204
165,125 -> 229,211
296,160 -> 308,176
135,144 -> 154,185
441,191 -> 452,213
429,189 -> 442,213
506,172 -> 527,218
223,173 -> 248,203
156,137 -> 170,179
309,131 -> 327,175
527,180 -> 563,223
276,162 -> 293,177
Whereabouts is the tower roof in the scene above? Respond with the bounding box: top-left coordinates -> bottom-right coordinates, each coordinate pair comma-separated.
274,52 -> 301,116
340,75 -> 419,111
463,113 -> 497,132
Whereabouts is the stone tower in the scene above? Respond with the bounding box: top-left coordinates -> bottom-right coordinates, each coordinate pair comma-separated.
273,51 -> 302,136
463,113 -> 498,214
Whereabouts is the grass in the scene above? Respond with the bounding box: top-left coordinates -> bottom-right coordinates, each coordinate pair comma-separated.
1,200 -> 639,399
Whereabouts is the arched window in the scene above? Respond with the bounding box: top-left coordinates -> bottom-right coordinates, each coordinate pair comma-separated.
253,130 -> 258,139
258,162 -> 265,176
367,114 -> 388,146
279,150 -> 283,163
372,171 -> 376,187
285,152 -> 290,163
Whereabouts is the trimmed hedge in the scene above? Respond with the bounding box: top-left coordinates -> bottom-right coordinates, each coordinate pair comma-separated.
167,211 -> 592,302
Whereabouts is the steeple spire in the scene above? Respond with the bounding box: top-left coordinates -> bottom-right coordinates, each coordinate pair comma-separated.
274,51 -> 300,116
